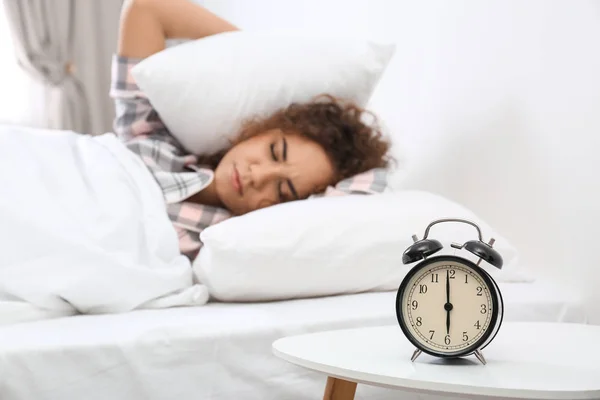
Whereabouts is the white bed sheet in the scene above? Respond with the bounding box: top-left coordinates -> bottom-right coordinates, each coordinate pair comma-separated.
0,280 -> 587,400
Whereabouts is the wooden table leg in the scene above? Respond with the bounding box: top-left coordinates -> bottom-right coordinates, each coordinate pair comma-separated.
323,376 -> 357,400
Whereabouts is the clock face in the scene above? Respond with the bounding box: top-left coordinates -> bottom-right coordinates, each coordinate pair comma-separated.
397,256 -> 498,356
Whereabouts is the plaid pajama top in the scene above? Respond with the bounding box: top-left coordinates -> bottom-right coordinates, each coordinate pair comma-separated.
110,54 -> 388,261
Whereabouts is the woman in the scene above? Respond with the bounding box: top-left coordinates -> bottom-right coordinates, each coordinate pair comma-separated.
113,0 -> 391,260
0,0 -> 392,322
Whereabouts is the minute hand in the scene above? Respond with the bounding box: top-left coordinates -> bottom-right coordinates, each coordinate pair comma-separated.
446,270 -> 450,304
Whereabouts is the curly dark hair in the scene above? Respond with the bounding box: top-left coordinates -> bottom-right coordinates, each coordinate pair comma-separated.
201,94 -> 391,183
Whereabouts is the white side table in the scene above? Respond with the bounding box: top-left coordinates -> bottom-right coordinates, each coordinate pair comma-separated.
272,322 -> 600,400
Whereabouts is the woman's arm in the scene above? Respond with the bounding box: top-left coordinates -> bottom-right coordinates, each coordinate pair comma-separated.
118,0 -> 239,59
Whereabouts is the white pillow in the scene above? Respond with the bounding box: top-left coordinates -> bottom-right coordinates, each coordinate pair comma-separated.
131,31 -> 395,155
193,191 -> 532,302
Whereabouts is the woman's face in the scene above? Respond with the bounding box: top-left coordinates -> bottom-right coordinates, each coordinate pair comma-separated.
214,129 -> 335,215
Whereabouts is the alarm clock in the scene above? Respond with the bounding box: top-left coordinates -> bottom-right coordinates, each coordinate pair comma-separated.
395,218 -> 504,365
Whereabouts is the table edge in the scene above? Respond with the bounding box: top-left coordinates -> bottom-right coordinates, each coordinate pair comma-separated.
272,338 -> 600,400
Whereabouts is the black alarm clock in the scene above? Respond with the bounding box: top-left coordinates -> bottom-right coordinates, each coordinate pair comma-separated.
395,218 -> 504,365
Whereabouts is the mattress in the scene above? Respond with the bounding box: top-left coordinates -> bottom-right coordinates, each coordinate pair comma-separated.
0,280 -> 587,400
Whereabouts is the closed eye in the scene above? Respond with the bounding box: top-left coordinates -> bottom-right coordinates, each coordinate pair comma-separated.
270,143 -> 284,201
277,181 -> 284,202
270,143 -> 278,161
271,139 -> 297,202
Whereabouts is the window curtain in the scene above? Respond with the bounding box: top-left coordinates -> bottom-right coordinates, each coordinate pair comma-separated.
2,0 -> 123,135
2,0 -> 90,133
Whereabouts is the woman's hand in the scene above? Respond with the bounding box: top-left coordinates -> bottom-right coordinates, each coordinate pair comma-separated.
118,0 -> 239,59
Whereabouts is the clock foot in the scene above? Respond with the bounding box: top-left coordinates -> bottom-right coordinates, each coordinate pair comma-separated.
474,349 -> 486,365
410,349 -> 422,362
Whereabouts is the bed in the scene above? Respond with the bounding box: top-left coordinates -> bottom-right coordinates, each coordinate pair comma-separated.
0,279 -> 586,400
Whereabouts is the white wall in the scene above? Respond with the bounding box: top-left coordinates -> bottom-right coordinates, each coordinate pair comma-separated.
202,0 -> 600,323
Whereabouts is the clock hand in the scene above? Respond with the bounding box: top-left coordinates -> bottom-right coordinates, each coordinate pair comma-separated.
446,269 -> 450,304
446,270 -> 451,335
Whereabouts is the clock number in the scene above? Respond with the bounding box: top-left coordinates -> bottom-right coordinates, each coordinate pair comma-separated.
444,335 -> 451,345
431,273 -> 439,283
462,331 -> 469,342
416,317 -> 422,326
449,270 -> 455,279
465,274 -> 469,284
419,284 -> 428,294
474,320 -> 481,329
411,300 -> 418,310
429,330 -> 435,340
480,304 -> 487,314
476,286 -> 483,296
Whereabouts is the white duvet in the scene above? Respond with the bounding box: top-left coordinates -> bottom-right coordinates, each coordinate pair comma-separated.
0,125 -> 208,325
